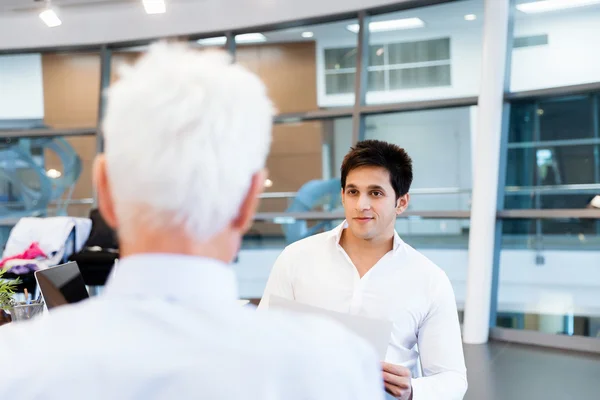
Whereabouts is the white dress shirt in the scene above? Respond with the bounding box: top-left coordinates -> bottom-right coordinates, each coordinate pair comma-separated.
0,254 -> 384,400
259,222 -> 468,400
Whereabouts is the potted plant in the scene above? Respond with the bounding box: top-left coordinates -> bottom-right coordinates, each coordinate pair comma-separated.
0,269 -> 21,325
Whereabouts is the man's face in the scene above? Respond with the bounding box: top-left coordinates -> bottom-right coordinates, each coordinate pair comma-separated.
341,166 -> 408,241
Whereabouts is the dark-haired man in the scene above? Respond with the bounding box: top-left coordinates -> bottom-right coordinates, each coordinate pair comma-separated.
259,140 -> 467,400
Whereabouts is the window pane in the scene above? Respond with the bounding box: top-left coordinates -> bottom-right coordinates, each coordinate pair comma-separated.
508,102 -> 536,143
388,38 -> 450,65
539,96 -> 593,141
511,2 -> 600,91
324,47 -> 357,70
361,107 -> 474,211
389,65 -> 451,90
260,118 -> 351,215
499,218 -> 600,338
368,70 -> 386,92
325,73 -> 355,95
506,145 -> 597,187
369,45 -> 386,67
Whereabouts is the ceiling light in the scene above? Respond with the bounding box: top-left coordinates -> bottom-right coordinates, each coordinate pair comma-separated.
302,31 -> 314,38
464,14 -> 477,21
346,18 -> 425,33
264,179 -> 273,188
376,47 -> 384,56
143,0 -> 166,15
516,0 -> 600,14
197,33 -> 266,45
46,169 -> 62,179
197,36 -> 227,46
39,9 -> 62,28
235,33 -> 267,43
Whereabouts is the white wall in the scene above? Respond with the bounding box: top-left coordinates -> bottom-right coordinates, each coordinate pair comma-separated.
0,54 -> 44,120
234,247 -> 600,319
511,11 -> 600,91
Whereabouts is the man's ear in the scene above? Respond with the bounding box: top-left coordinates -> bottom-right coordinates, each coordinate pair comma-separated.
231,169 -> 267,233
93,155 -> 118,229
396,193 -> 410,215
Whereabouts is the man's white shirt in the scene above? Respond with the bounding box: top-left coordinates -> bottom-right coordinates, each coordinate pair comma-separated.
259,222 -> 468,400
0,254 -> 384,400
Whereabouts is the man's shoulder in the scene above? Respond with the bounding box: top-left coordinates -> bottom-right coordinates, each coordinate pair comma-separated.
282,229 -> 335,256
400,241 -> 449,279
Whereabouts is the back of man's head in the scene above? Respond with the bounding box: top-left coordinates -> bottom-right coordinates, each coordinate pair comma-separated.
100,42 -> 273,242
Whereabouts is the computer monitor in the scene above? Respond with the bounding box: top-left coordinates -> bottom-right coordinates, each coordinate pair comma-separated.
35,262 -> 89,310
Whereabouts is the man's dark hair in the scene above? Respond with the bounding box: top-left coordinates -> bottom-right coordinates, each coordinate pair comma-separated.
340,139 -> 413,199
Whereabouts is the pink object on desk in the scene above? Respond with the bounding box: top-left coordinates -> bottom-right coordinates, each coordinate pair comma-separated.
0,242 -> 47,268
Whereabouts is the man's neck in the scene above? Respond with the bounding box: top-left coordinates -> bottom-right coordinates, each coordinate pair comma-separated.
118,226 -> 239,264
341,227 -> 395,254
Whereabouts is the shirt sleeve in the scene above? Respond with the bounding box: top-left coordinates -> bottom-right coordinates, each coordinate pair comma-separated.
257,247 -> 295,310
411,272 -> 468,400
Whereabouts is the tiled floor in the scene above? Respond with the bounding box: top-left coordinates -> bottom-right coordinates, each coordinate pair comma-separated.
464,340 -> 600,400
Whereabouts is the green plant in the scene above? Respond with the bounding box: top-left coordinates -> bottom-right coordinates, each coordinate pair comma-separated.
0,269 -> 21,310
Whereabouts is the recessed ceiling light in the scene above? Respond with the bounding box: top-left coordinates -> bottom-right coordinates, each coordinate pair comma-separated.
39,9 -> 62,27
302,31 -> 314,38
464,14 -> 477,21
264,179 -> 273,188
143,0 -> 166,15
517,0 -> 600,14
347,18 -> 425,33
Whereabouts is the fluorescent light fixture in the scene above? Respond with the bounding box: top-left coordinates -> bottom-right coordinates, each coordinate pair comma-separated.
46,169 -> 62,179
235,33 -> 267,43
197,36 -> 227,46
464,14 -> 477,21
39,9 -> 62,27
143,0 -> 166,15
517,0 -> 600,13
197,33 -> 266,46
301,31 -> 314,38
347,18 -> 425,33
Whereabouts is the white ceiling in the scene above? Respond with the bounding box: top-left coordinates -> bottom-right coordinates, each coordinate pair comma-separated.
0,0 -> 599,51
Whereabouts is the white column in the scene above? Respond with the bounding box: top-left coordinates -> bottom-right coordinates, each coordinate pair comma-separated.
463,0 -> 512,344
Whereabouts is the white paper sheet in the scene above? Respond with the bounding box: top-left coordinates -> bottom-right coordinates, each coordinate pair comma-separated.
269,295 -> 393,359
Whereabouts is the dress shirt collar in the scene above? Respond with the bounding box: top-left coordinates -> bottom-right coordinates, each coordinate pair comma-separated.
330,220 -> 403,254
103,253 -> 239,306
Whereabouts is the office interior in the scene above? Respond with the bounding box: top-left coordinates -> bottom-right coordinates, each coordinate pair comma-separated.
1,0 -> 600,398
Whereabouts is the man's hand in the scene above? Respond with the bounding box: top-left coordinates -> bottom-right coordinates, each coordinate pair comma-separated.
382,362 -> 412,400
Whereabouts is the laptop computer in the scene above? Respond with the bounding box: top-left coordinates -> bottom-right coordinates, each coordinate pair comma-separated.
34,262 -> 90,310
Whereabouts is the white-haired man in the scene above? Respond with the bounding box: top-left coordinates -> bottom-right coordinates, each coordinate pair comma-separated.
0,43 -> 383,400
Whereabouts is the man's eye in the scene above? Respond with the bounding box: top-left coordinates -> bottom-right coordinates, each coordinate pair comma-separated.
371,191 -> 383,197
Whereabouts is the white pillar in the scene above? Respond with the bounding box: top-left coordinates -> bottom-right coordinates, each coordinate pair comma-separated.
463,0 -> 512,344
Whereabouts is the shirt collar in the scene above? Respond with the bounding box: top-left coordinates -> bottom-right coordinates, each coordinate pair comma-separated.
330,220 -> 403,254
103,253 -> 239,306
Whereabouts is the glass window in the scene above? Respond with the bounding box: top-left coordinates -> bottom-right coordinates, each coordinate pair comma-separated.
235,19 -> 358,112
509,96 -> 595,143
498,218 -> 600,338
506,145 -> 598,187
360,107 -> 474,211
364,0 -> 483,104
259,118 -> 351,215
511,1 -> 600,91
0,135 -> 94,230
